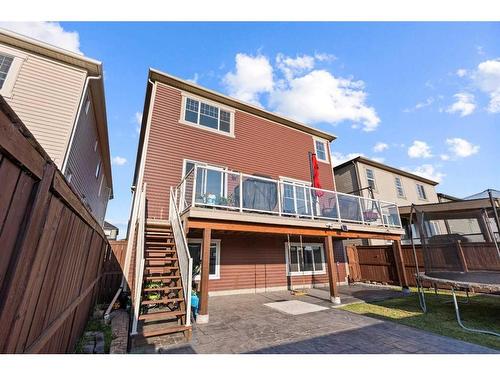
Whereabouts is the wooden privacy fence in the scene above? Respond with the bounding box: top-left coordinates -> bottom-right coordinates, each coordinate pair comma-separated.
98,240 -> 128,304
348,242 -> 500,287
0,98 -> 113,353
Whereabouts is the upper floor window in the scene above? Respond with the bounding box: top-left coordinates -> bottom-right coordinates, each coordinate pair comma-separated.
85,96 -> 91,115
314,139 -> 328,163
0,46 -> 26,98
416,184 -> 427,200
395,176 -> 405,198
366,168 -> 376,190
0,53 -> 14,90
182,95 -> 233,136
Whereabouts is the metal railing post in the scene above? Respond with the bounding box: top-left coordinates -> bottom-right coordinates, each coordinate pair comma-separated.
379,200 -> 386,227
309,187 -> 315,219
239,172 -> 243,212
277,180 -> 282,216
192,164 -> 198,207
335,193 -> 341,222
358,196 -> 365,225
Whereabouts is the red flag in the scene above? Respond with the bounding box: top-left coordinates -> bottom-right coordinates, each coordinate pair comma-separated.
311,154 -> 324,197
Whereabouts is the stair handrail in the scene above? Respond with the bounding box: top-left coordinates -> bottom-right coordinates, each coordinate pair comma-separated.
169,186 -> 193,327
131,183 -> 147,335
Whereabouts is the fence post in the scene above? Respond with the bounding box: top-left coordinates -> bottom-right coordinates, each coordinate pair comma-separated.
392,240 -> 410,295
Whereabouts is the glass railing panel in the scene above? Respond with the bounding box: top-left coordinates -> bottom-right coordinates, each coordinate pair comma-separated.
337,193 -> 363,223
310,188 -> 339,220
360,198 -> 383,226
241,174 -> 280,213
380,201 -> 401,227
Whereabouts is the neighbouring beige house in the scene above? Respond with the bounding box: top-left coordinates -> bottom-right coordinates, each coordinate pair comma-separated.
0,28 -> 113,225
334,156 -> 443,244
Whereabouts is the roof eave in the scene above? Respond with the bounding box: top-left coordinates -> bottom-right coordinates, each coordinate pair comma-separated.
148,68 -> 337,142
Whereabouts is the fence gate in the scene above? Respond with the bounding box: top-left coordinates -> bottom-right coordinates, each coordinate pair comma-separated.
346,245 -> 361,282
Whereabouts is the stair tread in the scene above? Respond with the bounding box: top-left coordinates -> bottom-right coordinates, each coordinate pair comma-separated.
141,325 -> 190,338
143,286 -> 182,292
139,309 -> 185,321
144,276 -> 180,281
141,297 -> 184,305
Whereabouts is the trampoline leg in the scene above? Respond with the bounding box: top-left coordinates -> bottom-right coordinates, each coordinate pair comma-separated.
451,287 -> 500,337
416,278 -> 427,313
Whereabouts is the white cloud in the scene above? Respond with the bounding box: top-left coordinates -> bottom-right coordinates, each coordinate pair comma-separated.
0,22 -> 81,54
446,92 -> 476,117
408,140 -> 432,158
474,58 -> 500,113
270,70 -> 380,131
330,152 -> 364,166
403,97 -> 435,113
314,53 -> 337,62
222,52 -> 380,132
456,69 -> 467,77
440,154 -> 450,161
222,53 -> 274,106
404,164 -> 445,183
134,112 -> 142,134
276,53 -> 315,80
112,156 -> 127,166
373,142 -> 388,153
446,138 -> 479,158
187,73 -> 199,84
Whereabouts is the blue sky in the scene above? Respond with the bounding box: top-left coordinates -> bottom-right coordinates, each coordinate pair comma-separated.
4,22 -> 499,237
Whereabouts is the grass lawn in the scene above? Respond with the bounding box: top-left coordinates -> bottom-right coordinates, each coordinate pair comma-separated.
340,289 -> 500,350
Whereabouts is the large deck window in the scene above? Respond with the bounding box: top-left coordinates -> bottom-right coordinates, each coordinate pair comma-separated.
286,243 -> 325,276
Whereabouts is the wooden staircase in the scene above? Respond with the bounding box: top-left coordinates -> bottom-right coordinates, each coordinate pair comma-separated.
135,222 -> 191,339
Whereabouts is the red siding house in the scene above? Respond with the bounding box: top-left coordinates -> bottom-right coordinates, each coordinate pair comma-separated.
124,68 -> 404,338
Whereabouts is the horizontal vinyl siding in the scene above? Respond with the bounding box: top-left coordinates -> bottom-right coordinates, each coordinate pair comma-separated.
334,164 -> 358,195
189,234 -> 341,292
64,91 -> 109,224
3,47 -> 86,167
143,83 -> 336,219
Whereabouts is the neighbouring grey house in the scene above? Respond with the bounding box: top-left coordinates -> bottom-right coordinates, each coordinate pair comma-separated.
333,156 -> 443,245
103,221 -> 119,240
0,28 -> 113,225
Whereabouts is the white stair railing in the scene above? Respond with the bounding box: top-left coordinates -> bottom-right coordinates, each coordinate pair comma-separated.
131,183 -> 147,335
169,186 -> 193,327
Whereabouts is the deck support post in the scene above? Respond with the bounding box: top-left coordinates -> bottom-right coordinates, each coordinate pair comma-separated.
324,236 -> 341,305
197,227 -> 211,324
392,239 -> 410,295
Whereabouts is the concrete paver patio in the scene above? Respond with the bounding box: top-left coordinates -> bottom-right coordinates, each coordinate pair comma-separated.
131,284 -> 497,354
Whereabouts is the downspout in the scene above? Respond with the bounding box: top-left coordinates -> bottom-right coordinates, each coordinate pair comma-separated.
488,190 -> 500,244
61,74 -> 102,174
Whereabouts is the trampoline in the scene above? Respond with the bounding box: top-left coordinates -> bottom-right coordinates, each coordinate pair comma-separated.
408,203 -> 500,337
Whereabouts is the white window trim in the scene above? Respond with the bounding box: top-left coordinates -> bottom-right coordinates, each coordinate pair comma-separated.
416,183 -> 427,201
179,92 -> 235,138
284,242 -> 326,276
188,238 -> 221,280
85,96 -> 91,115
313,137 -> 330,164
394,176 -> 406,199
95,160 -> 101,179
365,168 -> 377,192
0,45 -> 27,99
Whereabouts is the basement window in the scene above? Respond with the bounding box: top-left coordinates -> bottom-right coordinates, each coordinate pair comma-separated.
187,239 -> 220,280
182,95 -> 234,136
285,243 -> 326,276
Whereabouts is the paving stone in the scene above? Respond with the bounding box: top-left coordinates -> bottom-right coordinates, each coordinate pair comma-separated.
131,286 -> 498,354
